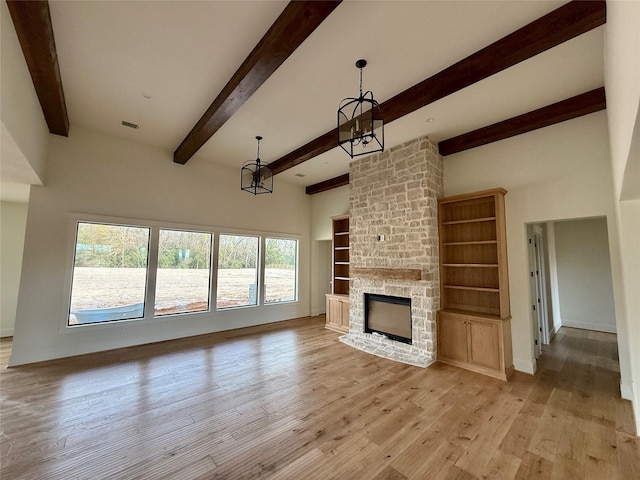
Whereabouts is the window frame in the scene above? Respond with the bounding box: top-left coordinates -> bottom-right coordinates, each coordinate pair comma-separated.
65,219 -> 152,328
61,213 -> 301,332
154,228 -> 214,317
263,236 -> 299,305
215,232 -> 261,310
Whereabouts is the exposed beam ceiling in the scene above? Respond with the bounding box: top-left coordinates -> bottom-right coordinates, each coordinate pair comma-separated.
305,173 -> 349,195
308,87 -> 607,195
269,0 -> 606,176
438,87 -> 606,156
173,1 -> 341,165
6,0 -> 69,137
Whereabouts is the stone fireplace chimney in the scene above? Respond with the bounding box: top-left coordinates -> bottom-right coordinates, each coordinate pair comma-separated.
340,134 -> 444,367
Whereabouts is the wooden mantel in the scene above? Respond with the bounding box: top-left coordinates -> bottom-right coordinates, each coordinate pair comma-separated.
351,267 -> 423,281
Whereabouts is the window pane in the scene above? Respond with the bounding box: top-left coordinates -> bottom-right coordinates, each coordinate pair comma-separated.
265,238 -> 298,304
155,230 -> 212,316
217,234 -> 259,309
69,222 -> 150,325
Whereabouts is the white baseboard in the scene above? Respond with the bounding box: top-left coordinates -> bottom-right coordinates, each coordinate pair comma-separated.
0,327 -> 14,338
627,381 -> 639,437
547,326 -> 557,344
634,398 -> 640,438
560,319 -> 617,334
621,381 -> 633,401
513,358 -> 536,375
311,309 -> 325,317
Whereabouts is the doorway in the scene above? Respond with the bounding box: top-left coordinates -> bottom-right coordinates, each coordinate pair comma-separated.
526,217 -> 618,363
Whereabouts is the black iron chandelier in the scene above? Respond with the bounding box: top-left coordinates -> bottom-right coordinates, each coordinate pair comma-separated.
241,136 -> 273,195
337,59 -> 384,158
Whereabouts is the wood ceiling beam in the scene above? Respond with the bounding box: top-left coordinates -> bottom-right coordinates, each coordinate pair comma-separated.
174,1 -> 341,165
438,87 -> 606,156
305,173 -> 349,195
6,0 -> 69,136
307,88 -> 606,194
269,0 -> 606,175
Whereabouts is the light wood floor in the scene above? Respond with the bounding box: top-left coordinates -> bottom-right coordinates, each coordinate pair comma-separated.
1,317 -> 638,479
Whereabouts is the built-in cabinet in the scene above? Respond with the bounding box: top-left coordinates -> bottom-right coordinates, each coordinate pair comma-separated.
437,189 -> 513,380
325,293 -> 350,334
438,310 -> 513,380
326,215 -> 350,332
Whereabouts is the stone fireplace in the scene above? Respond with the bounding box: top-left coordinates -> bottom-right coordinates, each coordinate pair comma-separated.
339,134 -> 444,367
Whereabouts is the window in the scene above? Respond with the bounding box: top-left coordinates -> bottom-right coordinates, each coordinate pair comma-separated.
155,229 -> 212,316
67,220 -> 298,324
68,222 -> 150,325
217,234 -> 259,309
265,238 -> 298,303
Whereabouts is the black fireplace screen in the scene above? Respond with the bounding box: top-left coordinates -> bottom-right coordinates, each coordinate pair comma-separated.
364,293 -> 412,344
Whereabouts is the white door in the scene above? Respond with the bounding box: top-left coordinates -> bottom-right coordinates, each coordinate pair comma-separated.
533,231 -> 550,345
527,225 -> 549,359
528,235 -> 542,359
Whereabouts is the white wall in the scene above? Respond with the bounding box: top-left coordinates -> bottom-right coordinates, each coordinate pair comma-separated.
539,224 -> 555,339
309,185 -> 349,315
604,0 -> 640,434
0,0 -> 49,184
554,217 -> 617,333
444,111 -> 617,375
10,127 -> 311,366
310,185 -> 350,241
545,222 -> 563,336
0,201 -> 29,337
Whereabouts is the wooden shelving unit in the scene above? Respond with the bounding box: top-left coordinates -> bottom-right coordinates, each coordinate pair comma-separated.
331,215 -> 350,295
326,215 -> 350,333
437,188 -> 513,380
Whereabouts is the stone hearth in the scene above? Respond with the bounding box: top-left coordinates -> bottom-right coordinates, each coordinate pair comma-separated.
340,134 -> 444,367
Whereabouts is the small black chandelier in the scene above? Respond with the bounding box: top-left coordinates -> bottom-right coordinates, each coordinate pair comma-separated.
337,59 -> 384,158
241,136 -> 273,195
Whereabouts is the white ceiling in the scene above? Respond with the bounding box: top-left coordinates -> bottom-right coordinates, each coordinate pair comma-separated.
12,0 -> 605,193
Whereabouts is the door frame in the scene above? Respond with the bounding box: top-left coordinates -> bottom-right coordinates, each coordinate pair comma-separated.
527,224 -> 550,358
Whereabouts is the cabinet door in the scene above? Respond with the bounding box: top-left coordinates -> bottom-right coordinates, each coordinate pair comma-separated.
468,320 -> 501,371
438,315 -> 468,362
327,297 -> 342,328
340,301 -> 350,329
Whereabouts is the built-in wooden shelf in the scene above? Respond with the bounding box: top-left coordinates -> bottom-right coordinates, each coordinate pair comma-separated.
437,188 -> 513,381
327,215 -> 350,331
442,263 -> 499,268
443,240 -> 497,246
330,215 -> 350,297
441,217 -> 496,225
350,267 -> 423,281
444,285 -> 500,292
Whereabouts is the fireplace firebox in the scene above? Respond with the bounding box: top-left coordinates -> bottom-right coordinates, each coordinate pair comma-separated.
364,293 -> 412,345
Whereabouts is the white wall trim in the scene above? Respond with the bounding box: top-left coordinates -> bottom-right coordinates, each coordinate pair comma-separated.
620,380 -> 640,437
514,358 -> 536,375
546,222 -> 563,333
1,328 -> 14,338
620,380 -> 633,401
560,320 -> 617,334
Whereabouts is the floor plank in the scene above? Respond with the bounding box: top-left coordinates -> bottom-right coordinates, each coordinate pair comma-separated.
0,319 -> 637,479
